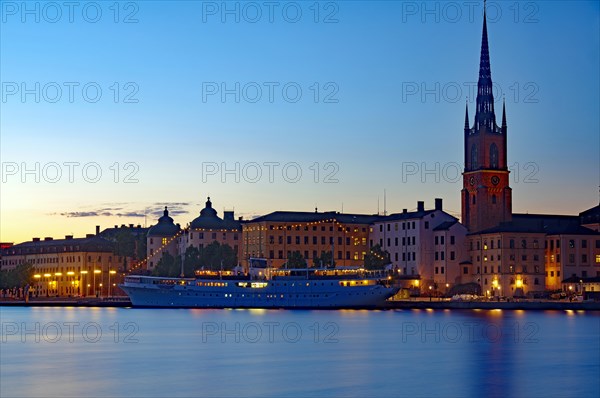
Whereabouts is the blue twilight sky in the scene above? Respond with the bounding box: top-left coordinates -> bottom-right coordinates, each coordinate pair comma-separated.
1,0 -> 599,243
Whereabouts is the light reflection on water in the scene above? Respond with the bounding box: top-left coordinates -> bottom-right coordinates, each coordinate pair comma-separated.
1,307 -> 598,397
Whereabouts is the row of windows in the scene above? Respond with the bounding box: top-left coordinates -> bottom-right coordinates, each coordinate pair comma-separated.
379,221 -> 419,232
549,239 -> 600,250
378,236 -> 417,247
475,254 -> 542,262
266,225 -> 367,233
266,236 -> 363,246
474,265 -> 541,274
267,250 -> 366,261
547,254 -> 600,264
473,239 -> 600,251
434,251 -> 456,261
434,236 -> 456,245
1,255 -> 115,267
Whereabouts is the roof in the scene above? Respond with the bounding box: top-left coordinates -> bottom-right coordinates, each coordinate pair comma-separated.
2,235 -> 115,256
433,220 -> 460,231
148,207 -> 181,237
190,197 -> 242,231
381,210 -> 437,222
247,211 -> 384,225
580,204 -> 600,225
99,225 -> 148,239
471,213 -> 598,235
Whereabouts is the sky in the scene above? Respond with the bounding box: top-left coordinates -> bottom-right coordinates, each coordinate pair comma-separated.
1,0 -> 599,243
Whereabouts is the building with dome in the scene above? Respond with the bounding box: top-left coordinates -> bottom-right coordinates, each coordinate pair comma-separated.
145,198 -> 243,270
146,207 -> 181,270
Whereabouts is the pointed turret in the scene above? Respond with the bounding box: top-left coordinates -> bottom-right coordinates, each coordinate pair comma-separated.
465,101 -> 470,130
501,98 -> 507,128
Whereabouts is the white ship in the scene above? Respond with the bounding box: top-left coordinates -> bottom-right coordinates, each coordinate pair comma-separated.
120,268 -> 398,309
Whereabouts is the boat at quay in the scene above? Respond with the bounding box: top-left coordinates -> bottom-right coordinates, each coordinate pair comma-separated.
120,267 -> 399,309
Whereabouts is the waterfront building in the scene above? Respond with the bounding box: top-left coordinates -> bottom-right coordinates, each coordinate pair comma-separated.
460,6 -> 600,296
369,199 -> 467,292
241,210 -> 383,269
0,233 -> 126,297
143,197 -> 243,271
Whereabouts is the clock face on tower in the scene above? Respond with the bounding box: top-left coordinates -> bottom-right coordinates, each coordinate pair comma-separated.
469,176 -> 476,186
491,176 -> 500,186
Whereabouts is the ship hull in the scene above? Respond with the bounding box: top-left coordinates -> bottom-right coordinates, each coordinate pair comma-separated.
120,277 -> 398,309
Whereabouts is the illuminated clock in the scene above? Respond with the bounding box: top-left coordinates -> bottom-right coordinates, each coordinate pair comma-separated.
491,176 -> 500,186
469,176 -> 476,186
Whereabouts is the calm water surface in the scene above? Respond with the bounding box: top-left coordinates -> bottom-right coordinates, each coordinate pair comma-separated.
1,307 -> 598,397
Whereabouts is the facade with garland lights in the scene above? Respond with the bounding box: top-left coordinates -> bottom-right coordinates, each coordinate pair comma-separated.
242,210 -> 383,269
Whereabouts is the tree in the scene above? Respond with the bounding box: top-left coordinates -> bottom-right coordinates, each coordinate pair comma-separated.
113,229 -> 136,258
364,244 -> 391,270
152,252 -> 178,277
313,251 -> 335,268
0,262 -> 34,289
199,242 -> 237,271
182,246 -> 201,277
286,251 -> 307,268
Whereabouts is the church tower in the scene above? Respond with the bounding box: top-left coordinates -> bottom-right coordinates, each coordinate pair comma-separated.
461,4 -> 512,232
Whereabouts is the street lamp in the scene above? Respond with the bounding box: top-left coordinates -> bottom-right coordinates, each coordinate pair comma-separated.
66,271 -> 74,296
44,274 -> 51,296
108,270 -> 116,297
93,270 -> 101,297
55,273 -> 62,297
33,274 -> 41,297
429,285 -> 433,302
80,270 -> 88,297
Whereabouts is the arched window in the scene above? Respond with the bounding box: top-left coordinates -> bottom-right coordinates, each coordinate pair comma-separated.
492,195 -> 497,204
471,144 -> 478,169
472,195 -> 476,205
490,143 -> 499,168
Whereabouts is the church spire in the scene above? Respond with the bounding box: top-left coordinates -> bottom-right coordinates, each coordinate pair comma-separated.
474,1 -> 496,131
464,101 -> 470,130
501,98 -> 507,128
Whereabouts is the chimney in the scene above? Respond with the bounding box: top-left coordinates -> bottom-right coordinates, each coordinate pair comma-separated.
403,209 -> 407,214
238,216 -> 243,221
224,211 -> 234,221
417,201 -> 425,212
32,237 -> 40,242
129,224 -> 134,228
86,234 -> 94,238
65,235 -> 73,240
435,198 -> 443,211
44,237 -> 53,241
114,225 -> 118,228
96,225 -> 100,235
137,224 -> 141,228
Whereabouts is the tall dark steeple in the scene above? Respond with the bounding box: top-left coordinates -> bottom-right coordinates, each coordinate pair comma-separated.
474,2 -> 496,131
461,1 -> 512,233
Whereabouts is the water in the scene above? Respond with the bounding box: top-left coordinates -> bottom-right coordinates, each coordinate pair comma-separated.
1,307 -> 598,398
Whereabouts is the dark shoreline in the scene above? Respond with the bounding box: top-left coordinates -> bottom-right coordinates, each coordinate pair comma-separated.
1,298 -> 599,311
